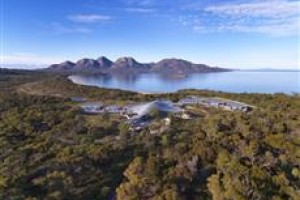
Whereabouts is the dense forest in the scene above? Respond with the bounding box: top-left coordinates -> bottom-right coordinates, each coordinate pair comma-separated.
0,70 -> 299,200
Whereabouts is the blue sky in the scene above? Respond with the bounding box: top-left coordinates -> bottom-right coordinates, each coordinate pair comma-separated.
0,0 -> 299,69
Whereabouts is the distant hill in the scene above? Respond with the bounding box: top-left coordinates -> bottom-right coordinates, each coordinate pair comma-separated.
0,64 -> 47,69
151,58 -> 225,74
241,68 -> 300,72
47,56 -> 230,75
109,57 -> 152,74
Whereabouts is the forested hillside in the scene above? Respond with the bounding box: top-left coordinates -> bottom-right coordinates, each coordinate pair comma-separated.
0,70 -> 299,200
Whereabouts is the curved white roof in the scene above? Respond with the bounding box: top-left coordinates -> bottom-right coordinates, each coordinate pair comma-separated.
130,100 -> 182,116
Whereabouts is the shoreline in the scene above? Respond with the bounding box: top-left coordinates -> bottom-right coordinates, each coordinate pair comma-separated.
68,73 -> 300,95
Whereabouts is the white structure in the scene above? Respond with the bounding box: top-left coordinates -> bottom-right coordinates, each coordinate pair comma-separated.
80,102 -> 104,113
129,100 -> 182,117
178,96 -> 253,112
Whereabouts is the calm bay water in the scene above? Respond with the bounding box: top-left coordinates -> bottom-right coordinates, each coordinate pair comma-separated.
69,71 -> 300,94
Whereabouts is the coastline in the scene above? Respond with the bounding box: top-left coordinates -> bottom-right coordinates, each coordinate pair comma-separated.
68,72 -> 300,95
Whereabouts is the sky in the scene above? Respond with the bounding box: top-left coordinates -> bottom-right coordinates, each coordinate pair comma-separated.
0,0 -> 299,69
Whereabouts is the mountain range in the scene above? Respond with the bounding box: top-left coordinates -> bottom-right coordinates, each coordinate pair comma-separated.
47,56 -> 230,75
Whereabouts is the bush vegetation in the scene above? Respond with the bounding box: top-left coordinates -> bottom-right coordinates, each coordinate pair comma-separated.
0,70 -> 299,199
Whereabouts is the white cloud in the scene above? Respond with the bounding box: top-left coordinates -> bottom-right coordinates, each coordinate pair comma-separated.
204,0 -> 299,18
124,0 -> 155,6
192,16 -> 299,36
180,0 -> 300,36
49,23 -> 91,34
68,14 -> 112,23
125,8 -> 156,14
